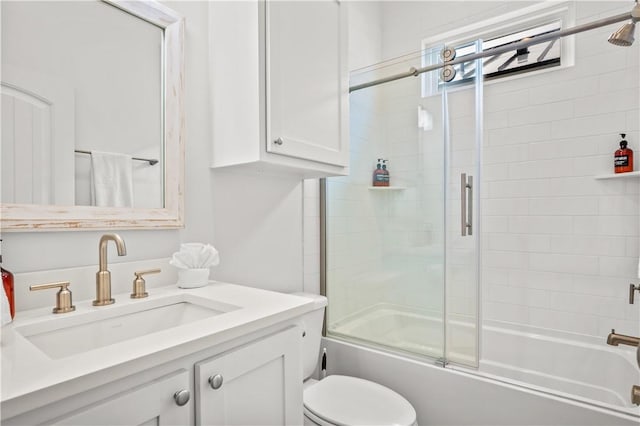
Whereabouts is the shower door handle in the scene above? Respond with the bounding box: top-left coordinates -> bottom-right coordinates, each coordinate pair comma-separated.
461,173 -> 473,236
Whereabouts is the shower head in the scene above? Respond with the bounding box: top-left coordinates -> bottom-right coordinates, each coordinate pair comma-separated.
608,0 -> 640,46
609,21 -> 636,46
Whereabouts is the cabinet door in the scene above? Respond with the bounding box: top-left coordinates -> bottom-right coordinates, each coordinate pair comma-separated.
266,1 -> 348,167
196,327 -> 302,426
51,370 -> 192,426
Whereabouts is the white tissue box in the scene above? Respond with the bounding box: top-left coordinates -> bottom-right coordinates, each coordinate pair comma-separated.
177,268 -> 210,289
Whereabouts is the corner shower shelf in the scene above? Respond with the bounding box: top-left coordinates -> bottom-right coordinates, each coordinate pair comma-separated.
594,171 -> 640,180
368,186 -> 407,191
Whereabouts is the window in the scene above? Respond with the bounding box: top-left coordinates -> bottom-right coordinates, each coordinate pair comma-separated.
422,2 -> 574,96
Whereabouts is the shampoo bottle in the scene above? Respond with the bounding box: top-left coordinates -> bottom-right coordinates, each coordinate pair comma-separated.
373,159 -> 386,186
1,239 -> 15,320
382,160 -> 390,187
614,133 -> 634,173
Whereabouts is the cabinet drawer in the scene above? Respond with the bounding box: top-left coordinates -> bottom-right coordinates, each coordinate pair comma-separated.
49,370 -> 192,426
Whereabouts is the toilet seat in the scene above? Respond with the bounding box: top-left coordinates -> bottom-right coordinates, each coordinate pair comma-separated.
303,375 -> 417,426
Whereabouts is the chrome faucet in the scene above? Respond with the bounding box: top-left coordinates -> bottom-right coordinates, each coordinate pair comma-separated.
606,329 -> 640,347
94,233 -> 127,306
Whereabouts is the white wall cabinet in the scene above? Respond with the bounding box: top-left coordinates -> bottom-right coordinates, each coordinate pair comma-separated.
209,0 -> 349,178
195,326 -> 302,425
5,327 -> 302,426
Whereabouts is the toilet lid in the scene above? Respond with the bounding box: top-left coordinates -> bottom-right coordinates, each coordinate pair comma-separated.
303,375 -> 416,426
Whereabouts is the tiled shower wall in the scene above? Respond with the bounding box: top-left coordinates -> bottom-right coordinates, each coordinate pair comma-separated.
305,1 -> 639,342
479,4 -> 640,337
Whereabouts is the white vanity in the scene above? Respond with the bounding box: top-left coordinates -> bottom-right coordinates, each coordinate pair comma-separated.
1,281 -> 314,425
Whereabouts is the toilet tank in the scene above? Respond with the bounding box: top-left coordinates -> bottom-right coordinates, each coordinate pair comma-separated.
292,292 -> 327,380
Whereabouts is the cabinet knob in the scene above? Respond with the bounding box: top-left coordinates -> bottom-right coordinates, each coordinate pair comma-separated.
208,374 -> 224,390
173,389 -> 190,406
273,137 -> 284,146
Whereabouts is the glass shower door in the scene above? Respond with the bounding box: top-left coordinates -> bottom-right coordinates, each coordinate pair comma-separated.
324,42 -> 482,367
438,40 -> 483,367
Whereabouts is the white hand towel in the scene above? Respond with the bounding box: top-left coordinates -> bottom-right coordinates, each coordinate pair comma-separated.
1,285 -> 12,326
90,151 -> 134,207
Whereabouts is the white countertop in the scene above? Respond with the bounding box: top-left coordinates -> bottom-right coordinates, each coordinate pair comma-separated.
1,281 -> 314,418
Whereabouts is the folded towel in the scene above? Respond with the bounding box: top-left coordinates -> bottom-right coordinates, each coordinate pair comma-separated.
1,285 -> 12,326
170,243 -> 220,269
90,151 -> 134,207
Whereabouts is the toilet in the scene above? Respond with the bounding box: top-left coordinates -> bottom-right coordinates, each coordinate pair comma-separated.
295,293 -> 418,426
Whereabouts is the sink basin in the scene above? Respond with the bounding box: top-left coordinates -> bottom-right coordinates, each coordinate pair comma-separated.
15,295 -> 239,359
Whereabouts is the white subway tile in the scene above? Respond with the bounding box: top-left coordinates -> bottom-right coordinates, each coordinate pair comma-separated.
574,90 -> 639,119
569,275 -> 626,298
599,256 -> 639,278
593,216 -> 639,237
598,195 -> 640,216
551,112 -> 626,139
508,158 -> 574,180
488,123 -> 551,146
483,198 -> 529,216
626,237 -> 639,257
481,216 -> 509,233
487,233 -> 551,253
528,76 -> 599,105
549,235 -> 627,256
485,89 -> 530,113
529,252 -> 599,275
529,197 -> 598,216
484,301 -> 530,323
483,144 -> 530,165
572,216 -> 599,235
509,269 -> 572,291
508,101 -> 574,127
508,216 -> 574,235
626,109 -> 639,132
599,67 -> 640,93
529,136 -> 600,160
485,111 -> 509,130
529,308 -> 599,336
483,267 -> 511,286
483,250 -> 529,269
482,164 -> 510,181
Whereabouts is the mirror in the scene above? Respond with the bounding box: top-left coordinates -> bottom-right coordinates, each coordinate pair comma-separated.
0,0 -> 184,230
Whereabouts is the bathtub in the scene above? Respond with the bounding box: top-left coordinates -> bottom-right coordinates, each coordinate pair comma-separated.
328,304 -> 640,424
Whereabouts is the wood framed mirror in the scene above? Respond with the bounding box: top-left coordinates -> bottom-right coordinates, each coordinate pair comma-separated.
1,0 -> 184,231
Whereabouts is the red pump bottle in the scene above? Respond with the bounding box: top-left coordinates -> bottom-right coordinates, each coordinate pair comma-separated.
614,133 -> 634,173
1,239 -> 15,319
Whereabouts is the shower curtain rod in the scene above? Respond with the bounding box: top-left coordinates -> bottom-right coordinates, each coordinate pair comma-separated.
349,11 -> 632,93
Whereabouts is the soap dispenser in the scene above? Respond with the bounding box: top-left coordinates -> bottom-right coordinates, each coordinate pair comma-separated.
1,239 -> 15,320
373,159 -> 386,186
382,160 -> 390,187
614,133 -> 634,173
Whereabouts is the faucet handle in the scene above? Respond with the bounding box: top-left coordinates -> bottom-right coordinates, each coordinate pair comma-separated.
30,281 -> 75,314
131,269 -> 161,299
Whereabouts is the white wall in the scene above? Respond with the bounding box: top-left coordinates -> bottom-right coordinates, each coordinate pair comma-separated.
2,1 -> 304,300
